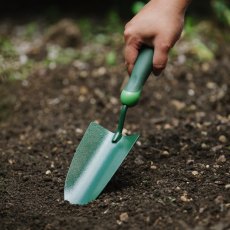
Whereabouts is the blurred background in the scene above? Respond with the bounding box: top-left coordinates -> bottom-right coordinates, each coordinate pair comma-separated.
0,0 -> 229,82
0,0 -> 229,122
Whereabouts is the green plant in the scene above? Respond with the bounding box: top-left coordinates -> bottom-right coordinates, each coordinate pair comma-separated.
106,51 -> 117,66
0,38 -> 16,58
24,22 -> 38,39
212,0 -> 230,26
106,11 -> 123,33
132,1 -> 145,14
78,18 -> 93,41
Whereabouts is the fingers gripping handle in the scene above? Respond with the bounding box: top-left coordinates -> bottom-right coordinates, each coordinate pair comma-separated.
121,47 -> 154,107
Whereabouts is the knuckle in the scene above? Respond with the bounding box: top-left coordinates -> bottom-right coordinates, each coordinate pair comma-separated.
158,41 -> 171,53
124,22 -> 134,40
124,28 -> 132,40
124,21 -> 131,30
153,63 -> 166,69
153,58 -> 168,69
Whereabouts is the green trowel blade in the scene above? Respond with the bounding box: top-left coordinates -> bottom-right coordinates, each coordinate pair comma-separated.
64,122 -> 139,205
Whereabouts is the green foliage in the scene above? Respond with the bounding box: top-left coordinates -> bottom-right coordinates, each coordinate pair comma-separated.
43,46 -> 79,67
78,18 -> 93,41
95,34 -> 110,45
132,1 -> 145,14
176,19 -> 227,62
106,51 -> 117,66
78,13 -> 122,42
183,17 -> 197,36
106,11 -> 123,33
190,39 -> 214,61
0,38 -> 16,58
0,36 -> 36,82
212,0 -> 230,26
24,22 -> 38,39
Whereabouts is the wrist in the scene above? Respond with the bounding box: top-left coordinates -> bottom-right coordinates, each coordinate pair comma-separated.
149,0 -> 191,15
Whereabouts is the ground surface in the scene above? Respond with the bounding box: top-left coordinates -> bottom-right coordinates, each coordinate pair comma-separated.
1,19 -> 230,230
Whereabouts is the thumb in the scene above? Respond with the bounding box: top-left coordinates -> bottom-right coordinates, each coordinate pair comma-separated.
152,40 -> 170,76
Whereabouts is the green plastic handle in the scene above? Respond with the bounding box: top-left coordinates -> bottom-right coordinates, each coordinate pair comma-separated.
120,46 -> 154,106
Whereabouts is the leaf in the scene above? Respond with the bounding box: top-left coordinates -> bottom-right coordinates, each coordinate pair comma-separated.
132,1 -> 145,14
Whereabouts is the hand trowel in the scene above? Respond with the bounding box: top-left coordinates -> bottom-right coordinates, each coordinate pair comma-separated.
64,47 -> 153,205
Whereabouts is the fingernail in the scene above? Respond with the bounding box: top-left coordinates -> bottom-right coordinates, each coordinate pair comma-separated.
152,67 -> 164,76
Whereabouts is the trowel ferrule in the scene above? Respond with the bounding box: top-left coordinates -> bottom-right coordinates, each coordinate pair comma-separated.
112,105 -> 128,143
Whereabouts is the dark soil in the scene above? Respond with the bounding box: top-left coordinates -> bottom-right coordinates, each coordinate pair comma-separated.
1,46 -> 230,229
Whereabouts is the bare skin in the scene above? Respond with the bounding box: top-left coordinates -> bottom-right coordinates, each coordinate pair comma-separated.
124,0 -> 191,75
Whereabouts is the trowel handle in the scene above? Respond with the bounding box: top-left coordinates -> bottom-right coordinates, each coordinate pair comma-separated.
120,46 -> 154,107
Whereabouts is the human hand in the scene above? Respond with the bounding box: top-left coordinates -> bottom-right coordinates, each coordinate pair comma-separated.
124,0 -> 191,75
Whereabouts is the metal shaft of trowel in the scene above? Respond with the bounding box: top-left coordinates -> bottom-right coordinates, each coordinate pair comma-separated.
112,105 -> 128,143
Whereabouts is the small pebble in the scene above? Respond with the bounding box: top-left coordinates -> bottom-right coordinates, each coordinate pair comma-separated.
192,171 -> 199,176
110,97 -> 118,105
8,159 -> 15,165
79,70 -> 88,78
90,98 -> 96,104
103,209 -> 109,214
134,155 -> 145,165
164,124 -> 172,129
186,159 -> 194,165
206,81 -> 217,89
188,89 -> 195,96
217,155 -> 226,163
213,164 -> 220,169
79,86 -> 88,95
171,100 -> 186,111
150,165 -> 157,170
145,216 -> 150,223
97,67 -> 107,75
50,161 -> 55,168
214,195 -> 224,204
201,143 -> 208,149
161,150 -> 170,156
202,63 -> 210,72
215,181 -> 224,185
136,141 -> 142,146
219,135 -> 227,143
188,104 -> 197,111
122,128 -> 131,135
119,212 -> 129,222
116,220 -> 122,225
175,186 -> 181,191
78,95 -> 86,102
180,194 -> 193,202
46,170 -> 51,175
75,128 -> 83,134
211,145 -> 223,152
199,207 -> 205,213
201,131 -> 208,136
225,184 -> 230,189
